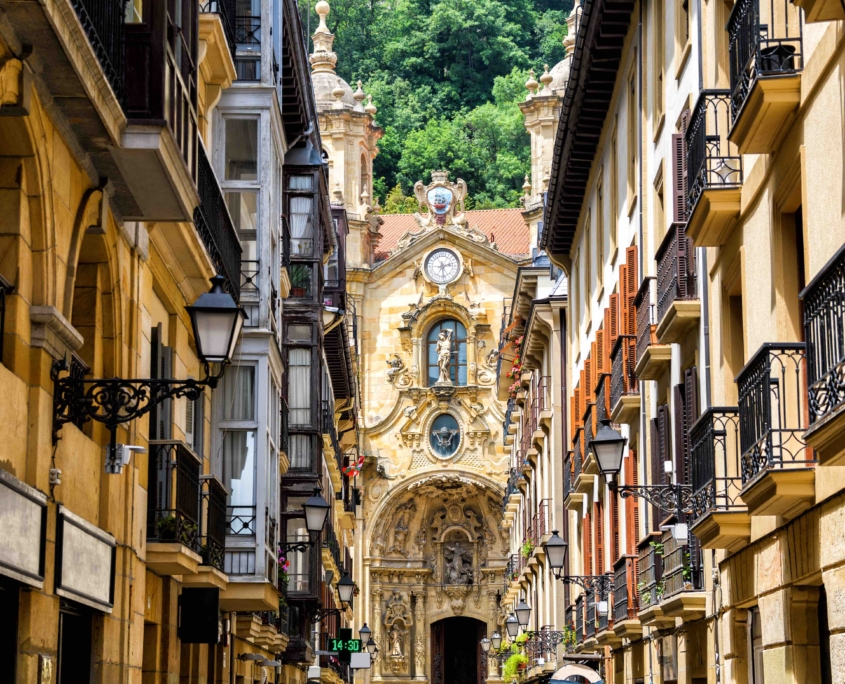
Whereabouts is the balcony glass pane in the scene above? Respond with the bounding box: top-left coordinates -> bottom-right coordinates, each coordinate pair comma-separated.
225,119 -> 258,180
288,434 -> 311,469
286,517 -> 310,591
289,196 -> 314,255
222,366 -> 255,421
125,0 -> 143,23
225,191 -> 258,233
288,175 -> 313,191
288,348 -> 312,425
222,430 -> 255,508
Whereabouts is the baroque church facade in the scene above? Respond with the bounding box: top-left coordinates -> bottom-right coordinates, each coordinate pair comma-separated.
307,2 -> 567,682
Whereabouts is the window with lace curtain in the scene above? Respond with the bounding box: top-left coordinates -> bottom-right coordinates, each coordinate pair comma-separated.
288,176 -> 314,256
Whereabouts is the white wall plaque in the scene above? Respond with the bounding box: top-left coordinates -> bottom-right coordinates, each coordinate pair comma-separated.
0,469 -> 46,588
55,506 -> 115,612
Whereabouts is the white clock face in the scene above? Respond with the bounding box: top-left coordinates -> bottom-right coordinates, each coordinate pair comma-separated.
425,249 -> 460,284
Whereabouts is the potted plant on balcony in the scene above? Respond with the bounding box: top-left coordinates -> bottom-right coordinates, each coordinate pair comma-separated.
682,552 -> 693,590
521,539 -> 535,559
156,515 -> 177,541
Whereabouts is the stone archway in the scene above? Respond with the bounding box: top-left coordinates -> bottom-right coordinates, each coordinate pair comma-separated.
430,616 -> 486,684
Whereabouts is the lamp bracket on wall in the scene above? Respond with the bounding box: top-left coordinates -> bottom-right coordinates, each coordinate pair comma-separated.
556,573 -> 614,597
51,357 -> 223,447
617,483 -> 693,516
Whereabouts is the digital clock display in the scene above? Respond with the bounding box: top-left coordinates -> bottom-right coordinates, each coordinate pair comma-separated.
329,638 -> 362,653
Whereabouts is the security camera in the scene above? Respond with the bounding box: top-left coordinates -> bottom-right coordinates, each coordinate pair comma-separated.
105,444 -> 146,474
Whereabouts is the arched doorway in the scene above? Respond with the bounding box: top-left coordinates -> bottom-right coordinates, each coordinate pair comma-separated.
431,616 -> 486,684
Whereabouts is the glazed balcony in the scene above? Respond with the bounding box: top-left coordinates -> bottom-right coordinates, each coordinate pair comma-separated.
612,556 -> 642,640
689,408 -> 750,551
146,441 -> 202,576
728,0 -> 804,153
610,335 -> 639,424
737,343 -> 815,519
655,223 -> 699,344
658,529 -> 706,622
634,278 -> 671,381
234,15 -> 262,80
802,245 -> 845,463
195,145 -> 243,299
322,399 -> 344,491
686,90 -> 743,247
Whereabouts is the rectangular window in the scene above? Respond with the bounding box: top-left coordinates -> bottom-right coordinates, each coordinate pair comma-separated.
185,394 -> 203,455
584,210 -> 592,301
289,264 -> 313,298
285,515 -> 311,591
675,0 -> 690,63
288,433 -> 312,469
225,119 -> 258,181
58,602 -> 92,684
288,175 -> 313,191
221,367 -> 255,421
222,431 -> 256,510
748,607 -> 765,683
597,177 -> 605,291
288,349 -> 312,425
610,124 -> 619,257
627,59 -> 638,213
289,196 -> 314,255
287,324 -> 312,342
225,191 -> 259,234
653,0 -> 665,127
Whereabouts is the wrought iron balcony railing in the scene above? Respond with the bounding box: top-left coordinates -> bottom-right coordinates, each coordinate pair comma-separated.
196,145 -> 243,300
736,342 -> 813,483
573,431 -> 583,480
595,374 -> 610,424
575,596 -> 584,644
69,0 -> 126,102
610,335 -> 639,410
322,518 -> 342,572
564,451 -> 574,499
147,441 -> 201,549
613,555 -> 639,622
690,407 -> 744,522
534,499 -> 551,539
199,0 -> 237,60
199,475 -> 227,571
686,90 -> 743,217
634,277 -> 657,364
803,245 -> 845,424
584,590 -> 596,638
637,540 -> 663,610
661,528 -> 703,600
322,399 -> 343,474
656,223 -> 697,323
241,260 -> 260,293
728,0 -> 804,120
583,403 -> 595,460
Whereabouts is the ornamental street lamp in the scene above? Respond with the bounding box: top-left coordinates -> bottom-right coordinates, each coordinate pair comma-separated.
366,639 -> 377,655
279,489 -> 331,553
359,623 -> 372,643
52,275 -> 246,456
310,571 -> 356,623
514,598 -> 531,628
490,631 -> 502,650
543,530 -> 568,575
591,419 -> 694,519
480,636 -> 491,653
505,613 -> 520,638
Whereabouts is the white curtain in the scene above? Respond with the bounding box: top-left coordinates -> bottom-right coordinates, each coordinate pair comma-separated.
289,196 -> 313,254
223,367 -> 255,421
222,431 -> 255,507
288,349 -> 311,424
288,175 -> 313,190
289,433 -> 311,469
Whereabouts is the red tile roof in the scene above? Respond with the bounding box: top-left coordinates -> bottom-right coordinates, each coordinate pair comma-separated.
376,208 -> 530,260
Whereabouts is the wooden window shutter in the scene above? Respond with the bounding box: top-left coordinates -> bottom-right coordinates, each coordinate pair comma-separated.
672,133 -> 688,223
584,357 -> 593,405
609,476 -> 620,562
594,500 -> 604,575
624,450 -> 640,553
618,264 -> 629,334
649,417 -> 663,530
673,384 -> 687,485
579,370 -> 587,418
596,330 -> 605,374
624,246 -> 638,338
609,293 -> 620,341
683,367 -> 699,488
677,224 -> 690,299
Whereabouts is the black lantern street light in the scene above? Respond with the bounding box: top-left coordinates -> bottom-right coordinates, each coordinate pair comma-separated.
359,623 -> 372,644
52,275 -> 247,455
279,489 -> 331,553
310,571 -> 356,623
480,636 -> 491,653
490,631 -> 502,651
514,598 -> 531,628
590,419 -> 694,519
542,530 -> 614,597
505,613 -> 520,639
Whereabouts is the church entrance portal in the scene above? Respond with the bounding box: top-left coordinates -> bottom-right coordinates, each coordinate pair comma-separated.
431,617 -> 486,684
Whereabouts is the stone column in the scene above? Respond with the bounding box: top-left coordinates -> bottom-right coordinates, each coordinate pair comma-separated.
372,588 -> 383,679
721,608 -> 749,684
824,565 -> 845,683
467,332 -> 477,385
414,593 -> 427,680
411,337 -> 422,386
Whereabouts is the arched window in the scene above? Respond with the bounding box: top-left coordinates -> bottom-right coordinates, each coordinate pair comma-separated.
427,320 -> 467,386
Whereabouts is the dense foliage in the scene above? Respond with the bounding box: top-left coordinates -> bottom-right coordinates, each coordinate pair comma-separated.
300,0 -> 572,209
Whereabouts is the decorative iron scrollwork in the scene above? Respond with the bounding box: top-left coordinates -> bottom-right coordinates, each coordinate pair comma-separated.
618,483 -> 694,516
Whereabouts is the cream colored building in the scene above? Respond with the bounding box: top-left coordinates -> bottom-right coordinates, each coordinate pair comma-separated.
539,0 -> 845,678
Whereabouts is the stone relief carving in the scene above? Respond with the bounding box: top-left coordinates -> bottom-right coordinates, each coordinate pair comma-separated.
444,585 -> 471,615
389,500 -> 417,557
386,354 -> 413,387
444,541 -> 474,585
383,590 -> 410,675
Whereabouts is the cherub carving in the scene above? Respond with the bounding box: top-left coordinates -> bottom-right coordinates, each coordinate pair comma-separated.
386,354 -> 406,382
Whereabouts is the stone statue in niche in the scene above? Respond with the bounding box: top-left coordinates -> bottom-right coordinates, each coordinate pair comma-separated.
435,329 -> 453,384
444,541 -> 474,585
390,626 -> 404,656
389,500 -> 417,556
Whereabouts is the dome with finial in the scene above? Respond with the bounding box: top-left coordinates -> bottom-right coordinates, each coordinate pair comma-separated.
310,0 -> 357,108
545,0 -> 580,94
